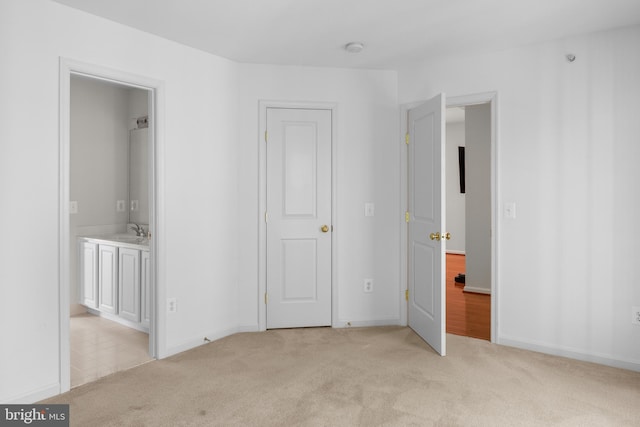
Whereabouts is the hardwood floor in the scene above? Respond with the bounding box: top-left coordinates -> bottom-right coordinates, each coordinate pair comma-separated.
446,253 -> 491,340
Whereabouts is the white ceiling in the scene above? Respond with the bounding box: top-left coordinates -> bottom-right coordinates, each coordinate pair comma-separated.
52,0 -> 640,69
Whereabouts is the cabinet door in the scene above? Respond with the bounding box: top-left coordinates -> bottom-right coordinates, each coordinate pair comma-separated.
141,250 -> 151,327
98,245 -> 118,314
119,247 -> 141,322
79,241 -> 98,308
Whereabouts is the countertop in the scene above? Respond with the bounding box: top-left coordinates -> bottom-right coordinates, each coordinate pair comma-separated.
78,233 -> 149,250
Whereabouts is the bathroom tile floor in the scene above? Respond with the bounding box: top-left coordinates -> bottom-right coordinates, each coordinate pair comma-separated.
70,313 -> 153,388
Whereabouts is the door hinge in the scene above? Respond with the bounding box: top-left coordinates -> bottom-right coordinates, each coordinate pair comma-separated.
405,211 -> 410,223
264,292 -> 268,304
405,133 -> 409,145
264,130 -> 268,142
405,289 -> 409,301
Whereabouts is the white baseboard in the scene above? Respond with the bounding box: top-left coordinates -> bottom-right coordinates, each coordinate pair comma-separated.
334,317 -> 402,328
463,286 -> 491,294
5,383 -> 60,404
239,321 -> 403,331
498,335 -> 640,372
162,326 -> 239,358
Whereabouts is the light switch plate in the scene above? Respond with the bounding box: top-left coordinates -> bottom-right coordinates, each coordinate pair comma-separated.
364,202 -> 375,217
116,200 -> 125,212
504,202 -> 516,219
69,201 -> 78,214
167,298 -> 177,313
131,200 -> 139,212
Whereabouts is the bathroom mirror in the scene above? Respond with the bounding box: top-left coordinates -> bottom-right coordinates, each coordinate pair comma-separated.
129,125 -> 149,225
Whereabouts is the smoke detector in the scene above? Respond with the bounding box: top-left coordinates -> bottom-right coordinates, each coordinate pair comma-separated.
344,42 -> 364,53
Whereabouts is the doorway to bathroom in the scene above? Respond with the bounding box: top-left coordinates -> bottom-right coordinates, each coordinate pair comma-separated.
59,59 -> 161,393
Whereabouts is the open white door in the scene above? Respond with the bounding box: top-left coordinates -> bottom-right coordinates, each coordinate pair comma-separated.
407,94 -> 446,355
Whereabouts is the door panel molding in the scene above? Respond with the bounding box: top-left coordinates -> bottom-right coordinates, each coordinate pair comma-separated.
258,101 -> 338,331
282,121 -> 318,217
281,238 -> 318,302
413,241 -> 436,318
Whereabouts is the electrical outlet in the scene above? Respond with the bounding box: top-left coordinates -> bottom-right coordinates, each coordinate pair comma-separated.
364,279 -> 373,293
116,200 -> 126,212
632,307 -> 640,325
167,298 -> 177,313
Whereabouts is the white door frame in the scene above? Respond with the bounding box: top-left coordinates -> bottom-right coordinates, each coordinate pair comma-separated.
400,92 -> 499,343
58,58 -> 165,393
258,101 -> 338,331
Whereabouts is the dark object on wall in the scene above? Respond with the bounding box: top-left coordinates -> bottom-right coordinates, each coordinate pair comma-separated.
454,273 -> 465,284
458,146 -> 466,193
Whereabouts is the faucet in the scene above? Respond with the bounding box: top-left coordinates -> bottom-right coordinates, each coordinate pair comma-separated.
129,223 -> 146,237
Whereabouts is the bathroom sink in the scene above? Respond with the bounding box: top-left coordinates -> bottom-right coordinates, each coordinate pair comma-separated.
105,234 -> 148,245
81,233 -> 149,247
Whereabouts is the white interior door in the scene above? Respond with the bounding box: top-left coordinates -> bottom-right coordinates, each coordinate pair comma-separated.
266,108 -> 332,328
408,94 -> 446,355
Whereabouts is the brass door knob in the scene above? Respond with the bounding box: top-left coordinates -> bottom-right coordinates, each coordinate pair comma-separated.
443,232 -> 451,240
429,232 -> 441,241
321,225 -> 329,233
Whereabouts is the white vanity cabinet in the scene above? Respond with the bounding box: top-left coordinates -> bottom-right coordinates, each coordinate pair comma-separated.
98,245 -> 118,314
78,236 -> 150,332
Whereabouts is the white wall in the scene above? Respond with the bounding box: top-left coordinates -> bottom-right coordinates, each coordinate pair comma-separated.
445,119 -> 466,253
398,25 -> 640,370
0,0 -> 239,402
464,103 -> 491,293
236,64 -> 400,329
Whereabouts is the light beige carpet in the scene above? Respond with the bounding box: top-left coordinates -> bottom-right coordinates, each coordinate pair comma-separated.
43,326 -> 640,426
